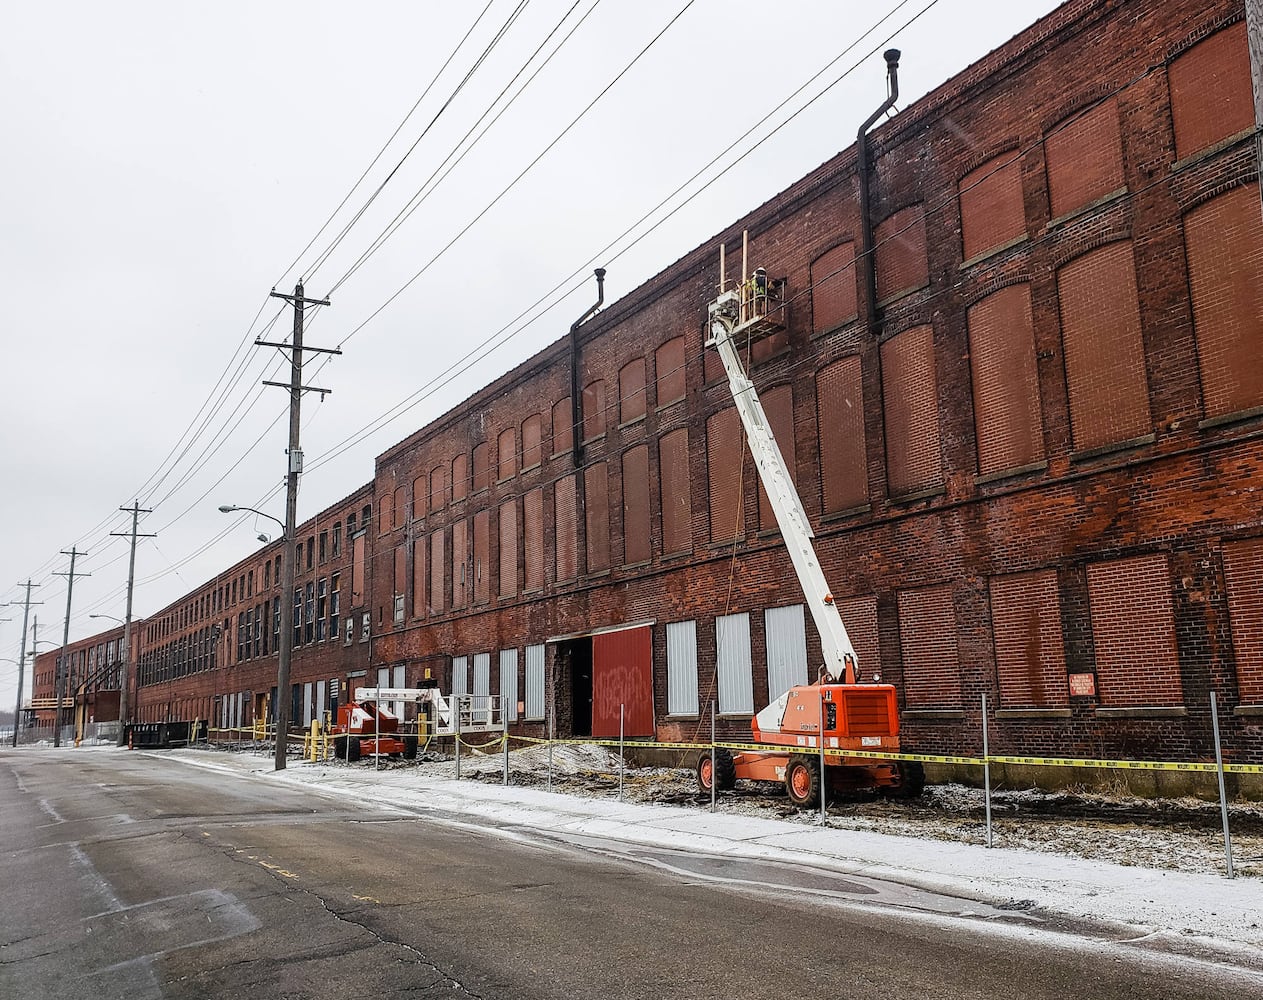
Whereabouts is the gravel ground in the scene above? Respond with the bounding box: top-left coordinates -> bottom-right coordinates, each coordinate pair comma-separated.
218,740 -> 1263,879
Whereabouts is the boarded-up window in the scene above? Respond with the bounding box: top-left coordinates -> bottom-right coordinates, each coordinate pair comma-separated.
1184,184 -> 1263,419
1057,242 -> 1151,451
1224,537 -> 1263,704
412,476 -> 427,519
1169,23 -> 1253,161
659,428 -> 691,556
836,594 -> 880,680
959,153 -> 1025,262
666,620 -> 699,716
811,241 -> 858,333
524,487 -> 544,590
451,453 -> 468,502
816,356 -> 867,514
452,519 -> 468,609
582,380 -> 606,441
430,464 -> 447,511
552,398 -> 572,455
411,537 -> 425,618
622,445 -> 651,564
521,414 -> 542,470
757,384 -> 795,531
429,529 -> 445,614
897,584 -> 961,707
765,604 -> 808,699
656,336 -> 686,406
497,428 -> 515,481
875,204 -> 928,302
1045,98 -> 1124,220
473,510 -> 489,604
881,325 -> 941,495
500,648 -> 518,722
393,486 -> 405,529
968,284 -> 1044,475
716,612 -> 754,715
585,462 -> 609,572
351,533 -> 365,606
1087,554 -> 1182,706
499,500 -> 517,599
393,544 -> 406,598
707,406 -> 744,542
620,358 -> 647,424
378,492 -> 392,534
989,570 -> 1068,707
525,644 -> 545,720
555,475 -> 578,582
472,442 -> 490,492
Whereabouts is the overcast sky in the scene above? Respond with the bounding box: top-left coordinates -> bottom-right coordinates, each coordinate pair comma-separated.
0,0 -> 1062,708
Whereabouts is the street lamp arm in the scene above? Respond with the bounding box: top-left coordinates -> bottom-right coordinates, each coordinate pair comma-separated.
218,505 -> 286,537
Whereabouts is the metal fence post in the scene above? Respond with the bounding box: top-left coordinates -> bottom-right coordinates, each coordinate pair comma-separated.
455,697 -> 462,781
819,692 -> 827,826
1211,691 -> 1235,878
710,701 -> 717,813
618,704 -> 625,802
503,728 -> 509,787
982,692 -> 993,849
375,699 -> 380,773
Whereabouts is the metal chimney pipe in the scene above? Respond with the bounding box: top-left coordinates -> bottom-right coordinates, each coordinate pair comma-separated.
569,268 -> 606,469
857,49 -> 901,337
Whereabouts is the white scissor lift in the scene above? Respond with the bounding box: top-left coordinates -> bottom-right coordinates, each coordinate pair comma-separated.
355,685 -> 505,773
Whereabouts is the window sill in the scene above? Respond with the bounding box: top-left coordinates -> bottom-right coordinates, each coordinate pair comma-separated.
876,283 -> 931,310
1170,128 -> 1254,174
496,476 -> 515,486
666,714 -> 702,721
887,484 -> 945,506
809,316 -> 861,341
521,461 -> 541,474
994,708 -> 1072,720
821,504 -> 871,524
1233,704 -> 1263,718
622,559 -> 653,571
1198,405 -> 1263,432
1069,433 -> 1156,463
656,397 -> 685,413
976,461 -> 1047,486
1043,186 -> 1128,232
1094,706 -> 1187,719
902,709 -> 965,721
959,234 -> 1029,271
618,415 -> 646,431
582,432 -> 606,446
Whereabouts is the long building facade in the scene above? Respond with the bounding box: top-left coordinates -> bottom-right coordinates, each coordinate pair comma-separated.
34,0 -> 1263,780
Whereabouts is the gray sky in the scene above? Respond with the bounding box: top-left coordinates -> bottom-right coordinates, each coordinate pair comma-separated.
0,0 -> 1061,707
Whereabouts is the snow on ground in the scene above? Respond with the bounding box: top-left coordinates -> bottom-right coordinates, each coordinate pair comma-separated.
143,742 -> 1263,957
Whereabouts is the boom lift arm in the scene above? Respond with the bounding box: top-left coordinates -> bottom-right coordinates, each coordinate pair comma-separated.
706,288 -> 860,685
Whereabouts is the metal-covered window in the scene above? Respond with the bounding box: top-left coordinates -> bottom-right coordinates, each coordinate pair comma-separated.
451,655 -> 468,696
473,652 -> 491,698
666,620 -> 698,716
499,648 -> 519,722
716,612 -> 753,715
764,605 -> 807,699
525,643 -> 545,721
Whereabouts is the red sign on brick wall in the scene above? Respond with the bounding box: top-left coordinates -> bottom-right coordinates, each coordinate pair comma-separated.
1068,673 -> 1096,697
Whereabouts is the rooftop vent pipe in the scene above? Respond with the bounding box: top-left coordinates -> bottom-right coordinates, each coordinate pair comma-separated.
569,268 -> 606,468
857,49 -> 900,337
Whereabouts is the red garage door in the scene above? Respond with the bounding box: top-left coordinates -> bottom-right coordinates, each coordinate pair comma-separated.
592,626 -> 654,738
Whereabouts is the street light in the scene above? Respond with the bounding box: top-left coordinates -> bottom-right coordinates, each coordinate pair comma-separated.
220,502 -> 291,770
89,614 -> 124,624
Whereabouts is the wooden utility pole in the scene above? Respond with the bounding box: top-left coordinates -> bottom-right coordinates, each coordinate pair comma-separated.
9,581 -> 42,747
110,503 -> 154,746
1247,0 -> 1263,219
52,548 -> 89,748
260,280 -> 336,770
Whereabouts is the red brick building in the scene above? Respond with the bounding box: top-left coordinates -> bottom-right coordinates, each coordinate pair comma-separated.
35,0 -> 1263,779
30,621 -> 131,736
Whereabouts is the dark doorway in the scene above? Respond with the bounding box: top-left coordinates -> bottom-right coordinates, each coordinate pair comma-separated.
559,638 -> 593,737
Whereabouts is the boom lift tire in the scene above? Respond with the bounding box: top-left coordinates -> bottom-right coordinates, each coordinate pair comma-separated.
884,760 -> 925,799
347,736 -> 362,763
784,754 -> 823,809
403,735 -> 419,760
333,735 -> 348,760
696,748 -> 737,794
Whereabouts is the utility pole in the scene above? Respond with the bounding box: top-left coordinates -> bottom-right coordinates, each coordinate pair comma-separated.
1247,0 -> 1263,220
10,581 -> 42,747
260,280 -> 336,770
53,548 -> 90,748
110,503 -> 154,747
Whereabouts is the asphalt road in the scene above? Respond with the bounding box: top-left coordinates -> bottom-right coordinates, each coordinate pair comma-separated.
1,748 -> 1258,1000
